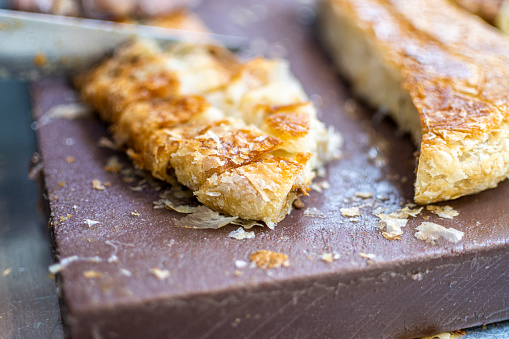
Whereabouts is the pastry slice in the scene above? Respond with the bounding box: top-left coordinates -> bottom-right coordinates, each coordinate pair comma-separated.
77,37 -> 340,226
320,0 -> 509,204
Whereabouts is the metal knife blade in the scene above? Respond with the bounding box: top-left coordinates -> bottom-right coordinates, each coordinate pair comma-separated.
0,9 -> 247,80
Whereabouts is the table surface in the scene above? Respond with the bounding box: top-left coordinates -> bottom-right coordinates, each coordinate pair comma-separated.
0,2 -> 509,338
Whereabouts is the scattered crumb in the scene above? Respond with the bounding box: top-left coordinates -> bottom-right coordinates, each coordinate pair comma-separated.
65,156 -> 75,163
293,198 -> 305,209
103,181 -> 111,187
426,205 -> 459,219
377,205 -> 423,239
341,207 -> 361,217
83,270 -> 103,279
84,219 -> 100,228
419,331 -> 464,339
59,214 -> 72,222
73,205 -> 78,210
97,137 -> 117,149
228,227 -> 255,240
381,232 -> 402,241
2,268 -> 11,276
92,179 -> 106,191
235,260 -> 248,269
249,250 -> 290,269
46,103 -> 91,120
131,211 -> 140,216
377,214 -> 408,238
150,268 -> 170,280
58,181 -> 66,187
311,180 -> 330,193
355,191 -> 373,199
415,222 -> 464,244
234,270 -> 243,276
120,269 -> 132,277
303,207 -> 326,218
321,252 -> 339,263
48,255 -> 102,274
359,253 -> 377,260
104,156 -> 123,173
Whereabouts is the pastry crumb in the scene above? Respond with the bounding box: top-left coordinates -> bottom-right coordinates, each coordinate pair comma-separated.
58,181 -> 66,187
120,269 -> 132,277
235,260 -> 248,269
83,270 -> 103,279
293,198 -> 305,209
355,191 -> 373,199
321,252 -> 340,263
250,250 -> 290,269
131,211 -> 140,216
92,179 -> 106,191
426,205 -> 459,219
228,227 -> 255,240
359,253 -> 377,260
105,156 -> 123,173
303,207 -> 326,218
415,222 -> 464,244
97,137 -> 117,149
84,219 -> 100,228
150,268 -> 170,280
341,207 -> 361,217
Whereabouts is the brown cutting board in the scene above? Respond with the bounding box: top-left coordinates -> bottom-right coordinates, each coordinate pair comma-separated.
32,0 -> 509,338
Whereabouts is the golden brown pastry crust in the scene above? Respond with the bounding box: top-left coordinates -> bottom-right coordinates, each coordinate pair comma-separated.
321,0 -> 509,204
77,14 -> 339,226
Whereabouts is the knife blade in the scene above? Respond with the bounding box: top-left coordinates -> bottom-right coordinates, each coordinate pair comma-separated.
0,9 -> 247,79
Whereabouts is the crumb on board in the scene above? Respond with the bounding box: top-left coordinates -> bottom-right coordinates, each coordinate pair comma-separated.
84,219 -> 100,228
92,179 -> 106,191
97,137 -> 117,149
377,205 -> 423,240
65,156 -> 75,163
321,252 -> 339,263
415,222 -> 464,244
2,268 -> 11,277
58,181 -> 66,187
341,207 -> 361,217
359,253 -> 377,260
131,211 -> 140,216
235,260 -> 248,269
293,198 -> 305,209
234,270 -> 243,276
59,214 -> 72,221
83,270 -> 103,279
249,250 -> 290,269
105,156 -> 123,173
303,207 -> 326,218
120,269 -> 132,277
426,205 -> 459,219
149,268 -> 170,280
419,330 -> 465,339
228,227 -> 255,240
355,191 -> 373,199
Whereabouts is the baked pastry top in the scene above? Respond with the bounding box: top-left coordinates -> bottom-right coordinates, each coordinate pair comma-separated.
77,39 -> 340,227
320,0 -> 509,204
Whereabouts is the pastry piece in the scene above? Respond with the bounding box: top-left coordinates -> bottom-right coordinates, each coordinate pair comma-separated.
320,0 -> 509,204
78,38 -> 340,226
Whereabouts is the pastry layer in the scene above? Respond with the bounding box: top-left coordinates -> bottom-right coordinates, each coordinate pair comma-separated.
320,0 -> 509,204
78,38 -> 340,226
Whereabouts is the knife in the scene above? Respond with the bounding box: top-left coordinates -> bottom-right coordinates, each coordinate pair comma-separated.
0,9 -> 247,79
